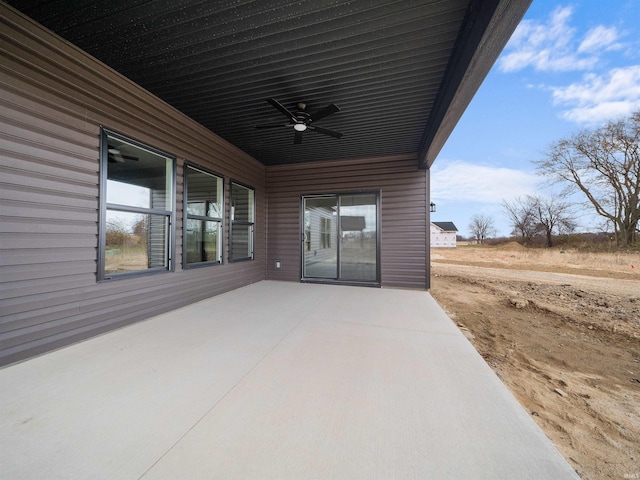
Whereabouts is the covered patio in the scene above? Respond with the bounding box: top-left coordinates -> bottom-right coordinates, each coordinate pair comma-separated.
0,282 -> 579,479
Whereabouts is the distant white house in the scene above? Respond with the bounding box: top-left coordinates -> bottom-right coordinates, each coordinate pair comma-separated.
430,222 -> 458,248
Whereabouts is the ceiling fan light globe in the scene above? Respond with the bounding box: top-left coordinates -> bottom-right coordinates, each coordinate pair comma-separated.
293,123 -> 307,132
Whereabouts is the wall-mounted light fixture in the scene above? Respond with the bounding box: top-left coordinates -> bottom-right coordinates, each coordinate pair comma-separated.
430,202 -> 436,213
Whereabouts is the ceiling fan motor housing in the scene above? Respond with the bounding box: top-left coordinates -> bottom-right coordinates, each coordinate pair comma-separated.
295,110 -> 311,125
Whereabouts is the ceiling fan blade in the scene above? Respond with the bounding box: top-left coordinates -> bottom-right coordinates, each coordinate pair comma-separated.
294,130 -> 304,144
310,125 -> 343,139
254,123 -> 289,129
108,151 -> 125,163
309,103 -> 340,122
108,147 -> 138,161
267,98 -> 297,122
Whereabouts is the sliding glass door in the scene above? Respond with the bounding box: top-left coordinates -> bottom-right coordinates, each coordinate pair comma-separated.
302,193 -> 379,284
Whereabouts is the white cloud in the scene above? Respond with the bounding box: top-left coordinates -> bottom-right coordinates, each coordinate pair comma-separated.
499,6 -> 623,72
551,66 -> 640,124
431,161 -> 538,204
578,25 -> 623,54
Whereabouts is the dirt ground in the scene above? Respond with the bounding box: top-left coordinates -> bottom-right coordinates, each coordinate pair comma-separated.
429,244 -> 640,480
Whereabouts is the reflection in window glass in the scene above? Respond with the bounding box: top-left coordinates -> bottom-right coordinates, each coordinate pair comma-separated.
186,219 -> 220,264
339,194 -> 377,282
302,196 -> 338,279
231,184 -> 254,222
105,211 -> 168,274
184,165 -> 223,266
231,224 -> 253,260
106,136 -> 173,211
304,211 -> 311,251
230,182 -> 255,261
320,217 -> 332,248
106,180 -> 150,209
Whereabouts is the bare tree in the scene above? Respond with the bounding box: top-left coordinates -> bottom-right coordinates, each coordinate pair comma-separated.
530,195 -> 576,247
502,195 -> 575,246
502,196 -> 537,244
534,110 -> 639,246
105,218 -> 128,247
468,214 -> 495,244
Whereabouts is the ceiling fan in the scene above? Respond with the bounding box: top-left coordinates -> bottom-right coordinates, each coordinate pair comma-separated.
108,146 -> 139,163
255,98 -> 343,144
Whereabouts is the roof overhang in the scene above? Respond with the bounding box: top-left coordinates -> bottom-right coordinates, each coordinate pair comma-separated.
5,0 -> 531,168
418,0 -> 530,169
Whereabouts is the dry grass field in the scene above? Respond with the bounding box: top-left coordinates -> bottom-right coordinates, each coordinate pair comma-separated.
105,248 -> 148,274
430,244 -> 639,480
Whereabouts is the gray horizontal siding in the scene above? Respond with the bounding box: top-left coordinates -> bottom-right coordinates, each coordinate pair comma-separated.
0,6 -> 265,366
266,155 -> 427,288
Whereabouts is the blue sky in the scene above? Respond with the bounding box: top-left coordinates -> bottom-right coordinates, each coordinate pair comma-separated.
431,0 -> 640,238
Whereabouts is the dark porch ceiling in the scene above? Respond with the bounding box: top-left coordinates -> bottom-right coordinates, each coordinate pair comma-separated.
6,0 -> 530,167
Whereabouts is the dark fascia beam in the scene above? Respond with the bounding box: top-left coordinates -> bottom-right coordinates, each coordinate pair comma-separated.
417,0 -> 532,170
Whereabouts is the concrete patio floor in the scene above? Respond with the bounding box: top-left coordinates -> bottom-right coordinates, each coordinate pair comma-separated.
0,281 -> 579,479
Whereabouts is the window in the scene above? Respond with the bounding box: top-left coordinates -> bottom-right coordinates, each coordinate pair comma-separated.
304,211 -> 311,251
99,129 -> 175,280
320,217 -> 332,248
230,182 -> 255,261
184,165 -> 223,266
